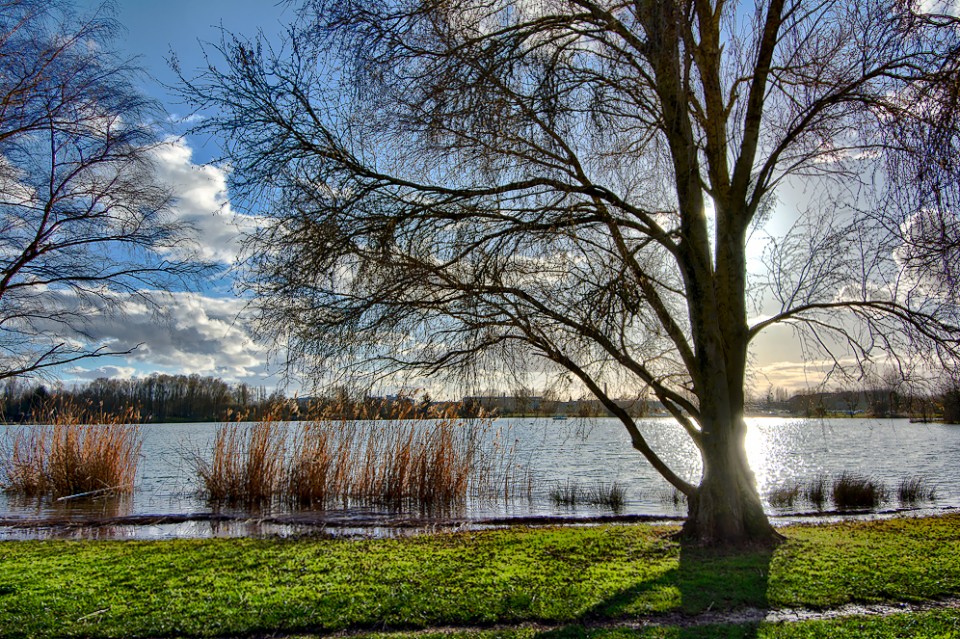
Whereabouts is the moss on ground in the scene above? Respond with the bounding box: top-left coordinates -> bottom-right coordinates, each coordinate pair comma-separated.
0,514 -> 958,638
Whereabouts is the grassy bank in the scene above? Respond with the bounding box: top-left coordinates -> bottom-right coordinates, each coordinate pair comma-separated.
1,515 -> 959,638
360,611 -> 960,638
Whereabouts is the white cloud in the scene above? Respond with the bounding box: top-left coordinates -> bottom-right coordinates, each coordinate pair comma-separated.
893,207 -> 960,299
1,135 -> 282,384
106,291 -> 267,380
918,0 -> 960,17
0,155 -> 33,206
150,138 -> 262,265
167,113 -> 206,125
64,365 -> 138,381
749,358 -> 854,394
27,289 -> 271,382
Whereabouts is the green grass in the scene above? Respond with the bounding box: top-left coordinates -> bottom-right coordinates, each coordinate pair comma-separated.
351,609 -> 960,638
0,515 -> 958,638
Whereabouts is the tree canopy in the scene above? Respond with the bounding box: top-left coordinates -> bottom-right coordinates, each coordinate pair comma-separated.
181,0 -> 960,545
0,0 -> 210,380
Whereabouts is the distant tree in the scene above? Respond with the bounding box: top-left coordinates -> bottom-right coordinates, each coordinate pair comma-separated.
182,1 -> 960,545
864,367 -> 906,418
575,398 -> 602,419
510,386 -> 536,417
839,389 -> 863,417
24,373 -> 283,422
539,388 -> 560,417
942,379 -> 960,424
457,396 -> 483,418
0,0 -> 208,380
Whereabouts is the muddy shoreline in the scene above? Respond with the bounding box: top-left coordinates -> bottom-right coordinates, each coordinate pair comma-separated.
2,505 -> 953,540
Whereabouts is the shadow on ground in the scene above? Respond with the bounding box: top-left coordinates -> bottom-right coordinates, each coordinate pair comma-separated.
537,540 -> 777,639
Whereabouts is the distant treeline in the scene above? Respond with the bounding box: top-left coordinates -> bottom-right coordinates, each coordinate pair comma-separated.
756,383 -> 960,423
0,375 -> 286,423
0,378 -> 485,424
5,373 -> 959,424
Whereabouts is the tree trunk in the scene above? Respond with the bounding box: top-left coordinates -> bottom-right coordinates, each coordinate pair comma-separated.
681,416 -> 781,546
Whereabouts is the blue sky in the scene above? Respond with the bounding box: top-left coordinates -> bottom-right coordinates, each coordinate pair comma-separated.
88,0 -> 292,131
60,0 -> 821,394
56,1 -> 297,389
57,0 -> 960,395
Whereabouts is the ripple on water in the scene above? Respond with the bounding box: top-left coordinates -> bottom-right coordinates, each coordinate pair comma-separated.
1,417 -> 957,539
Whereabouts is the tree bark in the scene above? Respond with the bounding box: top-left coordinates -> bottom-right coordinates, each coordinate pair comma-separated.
682,414 -> 781,546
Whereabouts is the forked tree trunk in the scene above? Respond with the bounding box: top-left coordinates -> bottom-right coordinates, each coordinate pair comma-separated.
681,418 -> 781,546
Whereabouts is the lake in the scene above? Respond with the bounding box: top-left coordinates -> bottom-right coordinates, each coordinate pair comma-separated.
1,416 -> 958,539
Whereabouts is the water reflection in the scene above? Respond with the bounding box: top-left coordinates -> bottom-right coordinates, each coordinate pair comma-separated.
2,416 -> 959,539
4,492 -> 132,520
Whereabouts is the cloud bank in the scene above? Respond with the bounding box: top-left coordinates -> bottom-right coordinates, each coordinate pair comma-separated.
151,138 -> 261,265
85,291 -> 268,380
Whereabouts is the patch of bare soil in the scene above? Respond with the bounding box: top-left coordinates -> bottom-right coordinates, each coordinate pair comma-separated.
329,598 -> 960,637
629,597 -> 960,629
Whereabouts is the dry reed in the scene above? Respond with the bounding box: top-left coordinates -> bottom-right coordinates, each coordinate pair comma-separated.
472,423 -> 532,502
194,401 -> 520,512
1,406 -> 141,499
897,476 -> 936,505
831,472 -> 889,510
767,480 -> 803,509
193,415 -> 287,507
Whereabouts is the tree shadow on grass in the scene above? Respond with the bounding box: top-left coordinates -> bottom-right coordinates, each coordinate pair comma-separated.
537,539 -> 777,639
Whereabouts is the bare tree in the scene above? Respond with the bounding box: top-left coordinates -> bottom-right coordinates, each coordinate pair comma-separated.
0,0 -> 209,379
180,0 -> 960,545
942,376 -> 960,424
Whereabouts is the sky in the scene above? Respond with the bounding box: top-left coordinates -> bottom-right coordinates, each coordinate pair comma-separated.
59,0 -> 296,389
53,0 -> 955,397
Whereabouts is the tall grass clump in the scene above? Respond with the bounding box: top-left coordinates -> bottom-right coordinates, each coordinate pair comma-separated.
587,481 -> 626,510
832,472 -> 889,510
550,480 -> 581,506
550,480 -> 627,511
767,480 -> 802,509
193,400 -> 520,512
1,406 -> 141,499
193,417 -> 287,507
767,474 -> 934,512
804,474 -> 829,510
897,476 -> 937,506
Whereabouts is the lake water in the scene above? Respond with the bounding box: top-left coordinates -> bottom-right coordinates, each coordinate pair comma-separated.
1,416 -> 958,539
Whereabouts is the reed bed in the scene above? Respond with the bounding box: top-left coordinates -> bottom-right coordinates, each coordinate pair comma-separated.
0,406 -> 141,499
831,472 -> 889,510
767,480 -> 803,509
194,404 -> 528,512
765,473 -> 934,511
897,476 -> 937,505
288,415 -> 477,510
550,480 -> 627,511
193,418 -> 287,507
